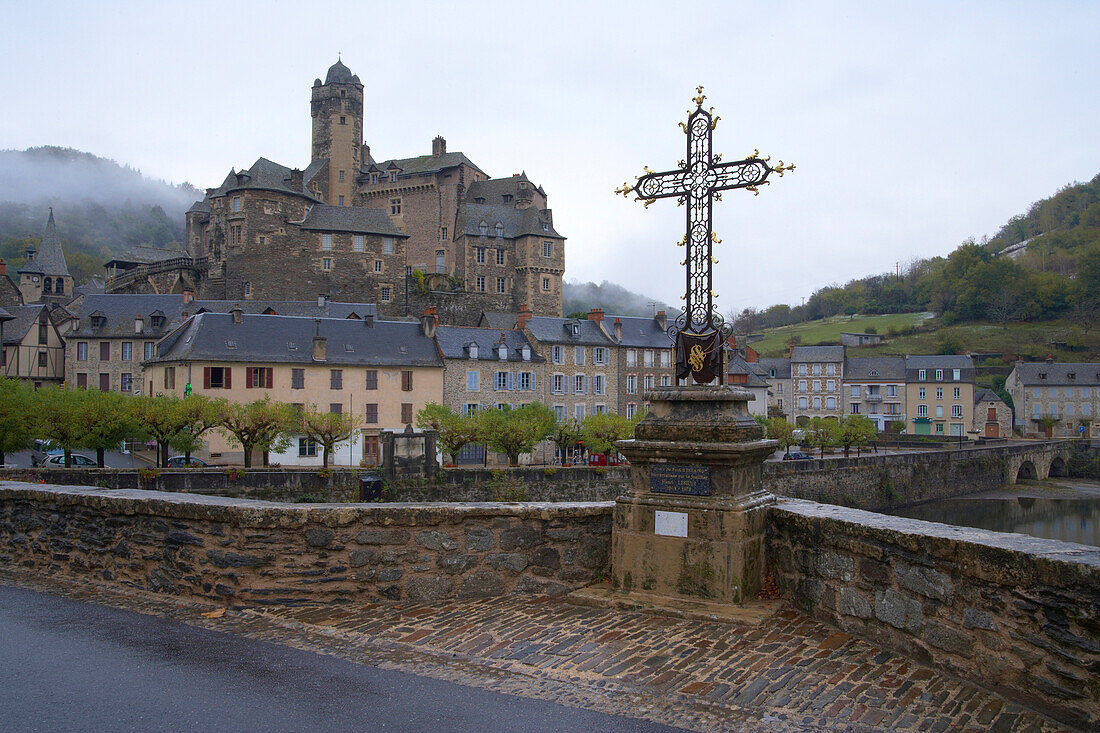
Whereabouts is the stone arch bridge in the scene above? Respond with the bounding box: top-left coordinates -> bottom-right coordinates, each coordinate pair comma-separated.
1003,440 -> 1075,483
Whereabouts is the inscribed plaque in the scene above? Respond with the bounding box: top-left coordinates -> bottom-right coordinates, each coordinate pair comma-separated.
650,464 -> 711,496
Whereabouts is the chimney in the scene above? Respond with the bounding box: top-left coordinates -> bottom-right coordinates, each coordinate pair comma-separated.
289,168 -> 304,190
364,312 -> 375,328
230,304 -> 243,324
517,304 -> 532,329
313,320 -> 327,361
613,317 -> 622,342
432,135 -> 446,157
363,144 -> 370,161
655,310 -> 667,330
183,290 -> 194,303
588,308 -> 604,323
420,307 -> 438,338
134,317 -> 144,334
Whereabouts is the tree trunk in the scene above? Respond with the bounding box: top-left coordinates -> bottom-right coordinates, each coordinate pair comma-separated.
323,446 -> 330,468
262,450 -> 269,467
242,444 -> 253,468
509,452 -> 519,467
0,450 -> 4,466
97,447 -> 105,467
64,449 -> 71,468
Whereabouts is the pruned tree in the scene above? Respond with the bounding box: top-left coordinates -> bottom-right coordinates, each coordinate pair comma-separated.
548,417 -> 583,465
171,395 -> 225,464
217,397 -> 296,468
805,417 -> 841,459
77,389 -> 138,467
297,404 -> 360,468
580,411 -> 636,457
31,387 -> 87,467
415,403 -> 481,465
839,414 -> 877,458
130,395 -> 190,467
0,378 -> 35,466
764,416 -> 797,456
480,403 -> 556,466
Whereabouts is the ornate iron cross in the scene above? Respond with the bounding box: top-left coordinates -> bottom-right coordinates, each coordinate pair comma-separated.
617,86 -> 793,384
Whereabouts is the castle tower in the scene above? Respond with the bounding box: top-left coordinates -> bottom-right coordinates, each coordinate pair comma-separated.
311,59 -> 364,207
19,208 -> 73,304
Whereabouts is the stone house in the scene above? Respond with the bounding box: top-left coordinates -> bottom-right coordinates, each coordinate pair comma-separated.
973,388 -> 1013,439
725,354 -> 769,416
0,260 -> 22,308
904,355 -> 975,438
484,310 -> 618,422
602,310 -> 674,419
756,357 -> 792,418
839,332 -> 884,347
0,304 -> 65,387
1005,361 -> 1100,438
842,356 -> 906,432
790,345 -> 846,423
146,309 -> 443,466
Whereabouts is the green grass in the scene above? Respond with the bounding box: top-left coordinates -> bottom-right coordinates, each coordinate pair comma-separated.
751,313 -> 933,356
753,313 -> 1100,362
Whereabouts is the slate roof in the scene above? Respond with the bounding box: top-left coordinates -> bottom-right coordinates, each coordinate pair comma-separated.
324,59 -> 360,85
464,174 -> 546,205
0,306 -> 13,322
1010,362 -> 1100,386
756,357 -> 791,380
844,356 -> 906,381
298,205 -> 406,236
790,345 -> 845,363
18,209 -> 70,278
904,354 -> 975,382
435,326 -> 542,362
609,315 -> 670,348
367,151 -> 485,178
974,388 -> 1007,405
726,355 -> 769,387
456,202 -> 563,239
223,157 -> 319,200
151,313 -> 442,367
522,315 -> 614,346
1,305 -> 48,345
67,294 -> 189,339
189,300 -> 378,321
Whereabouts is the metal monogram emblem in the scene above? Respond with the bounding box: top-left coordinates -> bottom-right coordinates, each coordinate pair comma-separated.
617,87 -> 793,385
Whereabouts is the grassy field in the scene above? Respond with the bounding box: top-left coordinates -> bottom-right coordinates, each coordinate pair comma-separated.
750,313 -> 934,356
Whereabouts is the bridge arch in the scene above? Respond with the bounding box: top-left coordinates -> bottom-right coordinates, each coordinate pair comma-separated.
1048,455 -> 1068,478
1015,460 -> 1038,482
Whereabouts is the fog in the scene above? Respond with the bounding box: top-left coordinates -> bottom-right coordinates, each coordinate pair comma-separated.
563,279 -> 672,318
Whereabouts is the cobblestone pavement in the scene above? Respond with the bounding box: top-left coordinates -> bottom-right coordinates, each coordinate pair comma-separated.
0,569 -> 1066,733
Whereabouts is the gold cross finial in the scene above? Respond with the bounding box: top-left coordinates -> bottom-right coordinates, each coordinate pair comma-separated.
693,86 -> 706,107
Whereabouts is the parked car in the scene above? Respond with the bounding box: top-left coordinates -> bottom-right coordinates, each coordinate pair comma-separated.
42,453 -> 98,467
166,456 -> 208,468
586,453 -> 627,467
782,451 -> 814,461
30,439 -> 59,466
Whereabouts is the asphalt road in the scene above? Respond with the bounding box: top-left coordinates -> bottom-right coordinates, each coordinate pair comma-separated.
0,584 -> 683,733
2,449 -> 142,470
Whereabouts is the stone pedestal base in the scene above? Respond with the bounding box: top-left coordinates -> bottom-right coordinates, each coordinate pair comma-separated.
605,385 -> 778,607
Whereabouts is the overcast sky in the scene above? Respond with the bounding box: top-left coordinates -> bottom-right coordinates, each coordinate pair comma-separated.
2,1 -> 1097,313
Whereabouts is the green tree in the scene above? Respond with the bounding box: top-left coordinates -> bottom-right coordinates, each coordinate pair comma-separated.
217,397 -> 295,468
480,403 -> 556,466
415,403 -> 481,465
77,390 -> 138,467
171,395 -> 224,464
765,416 -> 797,456
580,411 -> 636,456
130,395 -> 190,467
297,404 -> 360,468
31,387 -> 87,467
839,414 -> 877,458
0,378 -> 35,465
548,417 -> 583,465
804,417 -> 841,458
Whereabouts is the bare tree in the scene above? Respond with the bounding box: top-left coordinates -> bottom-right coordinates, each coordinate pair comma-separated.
986,290 -> 1020,330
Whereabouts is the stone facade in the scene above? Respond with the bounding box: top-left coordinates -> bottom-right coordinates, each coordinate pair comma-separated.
973,388 -> 1013,439
790,346 -> 845,423
0,483 -> 612,605
769,499 -> 1100,730
610,311 -> 675,418
1006,361 -> 1100,438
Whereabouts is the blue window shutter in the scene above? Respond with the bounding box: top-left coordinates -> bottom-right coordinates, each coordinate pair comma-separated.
508,372 -> 515,390
530,372 -> 536,390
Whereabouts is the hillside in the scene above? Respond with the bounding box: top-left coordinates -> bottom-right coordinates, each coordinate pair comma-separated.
0,147 -> 200,285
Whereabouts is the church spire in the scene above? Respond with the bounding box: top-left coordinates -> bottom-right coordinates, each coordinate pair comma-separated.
32,206 -> 71,278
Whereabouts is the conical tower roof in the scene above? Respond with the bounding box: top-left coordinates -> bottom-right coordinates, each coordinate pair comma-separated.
28,208 -> 71,278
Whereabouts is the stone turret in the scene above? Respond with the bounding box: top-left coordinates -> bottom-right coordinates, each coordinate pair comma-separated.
311,59 -> 364,206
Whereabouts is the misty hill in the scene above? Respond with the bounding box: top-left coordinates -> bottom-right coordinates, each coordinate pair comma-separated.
563,280 -> 672,318
0,147 -> 200,284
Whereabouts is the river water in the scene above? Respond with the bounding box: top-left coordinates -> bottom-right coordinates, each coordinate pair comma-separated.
887,480 -> 1100,547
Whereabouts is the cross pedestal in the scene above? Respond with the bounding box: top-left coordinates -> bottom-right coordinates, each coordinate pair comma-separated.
611,385 -> 777,605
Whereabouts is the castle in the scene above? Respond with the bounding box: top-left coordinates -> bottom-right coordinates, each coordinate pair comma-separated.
105,60 -> 566,323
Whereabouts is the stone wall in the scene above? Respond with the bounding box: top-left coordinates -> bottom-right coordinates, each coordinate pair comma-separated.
768,499 -> 1100,730
0,482 -> 613,605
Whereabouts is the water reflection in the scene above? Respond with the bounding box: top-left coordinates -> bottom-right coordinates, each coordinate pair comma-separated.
889,496 -> 1100,547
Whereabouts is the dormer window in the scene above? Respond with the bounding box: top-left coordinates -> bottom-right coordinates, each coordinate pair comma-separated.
479,221 -> 488,235
90,315 -> 106,329
869,369 -> 878,377
474,197 -> 485,204
469,343 -> 479,360
503,194 -> 513,203
1039,373 -> 1047,379
542,222 -> 549,232
498,344 -> 508,361
494,222 -> 504,237
571,323 -> 580,336
151,315 -> 165,329
521,345 -> 531,361
1068,372 -> 1076,379
370,173 -> 379,185
389,171 -> 397,183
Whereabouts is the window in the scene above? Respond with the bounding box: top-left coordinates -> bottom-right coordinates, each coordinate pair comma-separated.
595,404 -> 607,415
798,396 -> 808,410
389,171 -> 398,183
230,225 -> 242,245
401,403 -> 414,424
518,372 -> 533,391
918,388 -> 926,400
298,438 -> 318,457
1067,387 -> 1074,398
594,347 -> 608,365
77,342 -> 87,361
812,380 -> 821,393
370,173 -> 379,185
497,277 -> 506,294
953,387 -> 961,399
321,234 -> 333,250
574,375 -> 586,394
552,346 -> 564,364
951,404 -> 963,418
441,227 -> 448,241
826,380 -> 835,393
330,369 -> 343,390
374,260 -> 383,273
353,235 -> 365,252
936,388 -> 943,399
542,277 -> 550,292
626,374 -> 637,394
953,369 -> 961,381
571,346 -> 585,366
164,367 -> 175,390
918,369 -> 926,381
479,221 -> 488,235
798,364 -> 807,377
851,403 -> 861,414
626,349 -> 636,366
121,342 -> 132,361
322,258 -> 332,271
464,403 -> 479,417
936,405 -> 944,418
798,380 -> 807,393
330,403 -> 343,414
474,276 -> 485,292
935,369 -> 944,381
552,374 -> 564,393
37,351 -> 48,368
76,373 -> 87,389
644,375 -> 654,391
100,342 -> 111,360
574,404 -> 585,420
390,198 -> 401,215
627,403 -> 637,419
144,342 -> 155,361
661,375 -> 671,387
887,385 -> 897,397
644,350 -> 654,367
851,385 -> 860,398
660,351 -> 670,368
935,423 -> 944,435
777,383 -> 783,393
401,370 -> 413,391
495,371 -> 509,391
826,363 -> 835,376
232,197 -> 241,213
496,249 -> 505,266
204,367 -> 231,389
812,364 -> 821,376
494,222 -> 504,237
593,375 -> 605,395
38,321 -> 48,344
247,367 -> 273,389
813,396 -> 821,409
826,397 -> 836,410
364,404 -> 378,423
339,116 -> 346,125
292,368 -> 305,389
378,286 -> 391,303
468,371 -> 479,391
338,196 -> 344,206
542,241 -> 552,258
